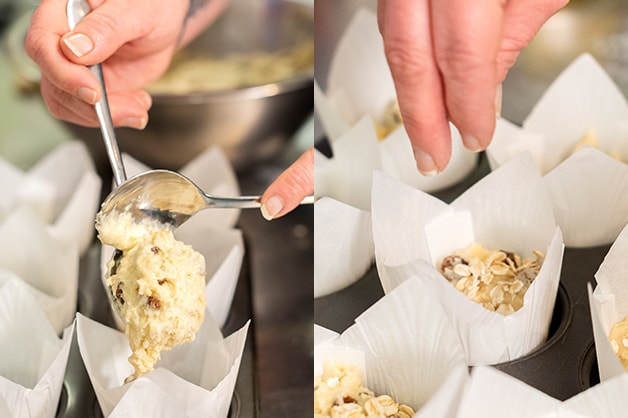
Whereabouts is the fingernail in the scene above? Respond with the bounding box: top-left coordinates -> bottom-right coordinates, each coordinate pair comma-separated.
121,116 -> 148,130
462,134 -> 483,152
413,148 -> 438,176
139,92 -> 153,109
77,86 -> 97,104
495,83 -> 503,118
260,196 -> 284,221
62,33 -> 94,58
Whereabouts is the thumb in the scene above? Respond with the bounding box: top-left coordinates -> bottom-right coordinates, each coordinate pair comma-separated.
260,148 -> 314,221
59,0 -> 170,65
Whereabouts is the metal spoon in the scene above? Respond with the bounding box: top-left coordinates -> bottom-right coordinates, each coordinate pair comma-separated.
67,0 -> 127,187
99,169 -> 315,227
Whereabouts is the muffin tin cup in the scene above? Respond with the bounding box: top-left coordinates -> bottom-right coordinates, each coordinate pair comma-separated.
314,153 -> 604,404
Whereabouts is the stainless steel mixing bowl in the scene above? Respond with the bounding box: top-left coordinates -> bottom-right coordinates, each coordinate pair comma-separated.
66,0 -> 313,177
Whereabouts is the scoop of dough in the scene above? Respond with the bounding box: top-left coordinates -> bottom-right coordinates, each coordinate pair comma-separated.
96,210 -> 206,382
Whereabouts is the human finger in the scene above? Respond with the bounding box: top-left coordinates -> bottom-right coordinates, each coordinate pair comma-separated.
26,0 -> 103,105
59,0 -> 186,66
431,0 -> 504,153
379,0 -> 452,175
40,76 -> 152,128
260,148 -> 314,221
497,0 -> 570,81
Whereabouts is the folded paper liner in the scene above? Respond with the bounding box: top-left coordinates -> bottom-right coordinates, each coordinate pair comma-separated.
77,312 -> 249,418
314,197 -> 373,298
589,222 -> 628,382
0,141 -> 101,255
315,278 -> 469,416
0,276 -> 74,418
457,366 -> 560,418
487,54 -> 628,247
0,207 -> 78,335
543,373 -> 628,417
455,365 -> 628,417
372,154 -> 564,365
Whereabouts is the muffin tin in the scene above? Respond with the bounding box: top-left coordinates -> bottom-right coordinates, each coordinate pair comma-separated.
314,152 -> 604,402
52,167 -> 313,417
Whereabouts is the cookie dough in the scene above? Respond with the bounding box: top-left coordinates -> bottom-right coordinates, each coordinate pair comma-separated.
96,209 -> 206,382
439,243 -> 544,315
375,99 -> 403,140
572,129 -> 622,161
314,359 -> 415,418
609,316 -> 628,371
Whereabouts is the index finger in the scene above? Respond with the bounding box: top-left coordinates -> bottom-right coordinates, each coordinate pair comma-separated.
260,148 -> 314,221
431,0 -> 504,151
26,0 -> 102,104
379,0 -> 453,175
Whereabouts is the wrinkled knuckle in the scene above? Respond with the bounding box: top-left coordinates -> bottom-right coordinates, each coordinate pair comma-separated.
289,167 -> 313,196
86,12 -> 119,44
39,82 -> 58,115
384,40 -> 431,85
435,46 -> 486,83
24,29 -> 48,65
44,96 -> 65,120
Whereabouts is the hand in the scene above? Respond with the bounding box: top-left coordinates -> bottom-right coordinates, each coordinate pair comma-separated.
25,0 -> 228,129
377,0 -> 568,174
260,148 -> 314,221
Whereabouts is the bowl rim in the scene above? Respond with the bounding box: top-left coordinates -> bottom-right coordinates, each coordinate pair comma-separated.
150,71 -> 313,104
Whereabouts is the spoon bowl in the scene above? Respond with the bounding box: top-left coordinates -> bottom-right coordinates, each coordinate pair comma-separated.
99,169 -> 268,227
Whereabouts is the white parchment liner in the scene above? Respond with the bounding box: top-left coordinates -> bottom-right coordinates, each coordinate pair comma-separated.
77,312 -> 249,418
315,278 -> 469,416
457,366 -> 560,418
317,7 -> 478,192
487,54 -> 628,247
455,365 -> 628,417
314,196 -> 373,298
542,373 -> 628,417
588,222 -> 628,382
100,146 -> 245,328
313,117 -> 379,297
0,141 -> 101,255
0,276 -> 74,418
0,206 -> 78,335
372,154 -> 565,365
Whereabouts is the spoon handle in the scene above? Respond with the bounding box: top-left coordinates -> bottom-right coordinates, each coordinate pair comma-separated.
90,64 -> 127,187
205,194 -> 315,209
66,0 -> 127,187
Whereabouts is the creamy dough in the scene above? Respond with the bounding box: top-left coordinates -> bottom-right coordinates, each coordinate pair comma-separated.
609,316 -> 628,371
374,99 -> 402,140
571,129 -> 623,161
96,210 -> 206,382
439,243 -> 544,315
314,359 -> 415,418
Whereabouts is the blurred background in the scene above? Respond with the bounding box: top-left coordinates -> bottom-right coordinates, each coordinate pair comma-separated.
315,0 -> 628,136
